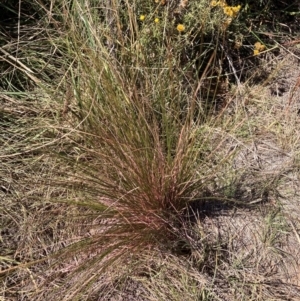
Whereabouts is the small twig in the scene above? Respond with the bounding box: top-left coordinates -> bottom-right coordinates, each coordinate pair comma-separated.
274,41 -> 300,60
220,44 -> 241,87
282,39 -> 300,47
0,93 -> 18,103
0,47 -> 34,74
0,47 -> 41,84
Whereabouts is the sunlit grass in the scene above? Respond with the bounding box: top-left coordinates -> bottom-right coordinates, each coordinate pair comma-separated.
1,0 -> 300,300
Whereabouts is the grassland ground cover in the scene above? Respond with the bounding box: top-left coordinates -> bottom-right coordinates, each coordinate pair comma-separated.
1,0 -> 300,300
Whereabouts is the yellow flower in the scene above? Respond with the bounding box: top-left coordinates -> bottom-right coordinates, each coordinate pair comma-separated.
140,15 -> 145,21
253,42 -> 266,55
223,6 -> 233,17
210,0 -> 218,7
254,41 -> 266,52
223,5 -> 241,18
232,5 -> 241,13
260,45 -> 266,51
253,49 -> 260,56
154,18 -> 159,23
177,24 -> 185,32
254,42 -> 261,49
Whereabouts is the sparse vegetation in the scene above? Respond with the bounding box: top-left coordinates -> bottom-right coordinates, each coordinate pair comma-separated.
1,0 -> 300,300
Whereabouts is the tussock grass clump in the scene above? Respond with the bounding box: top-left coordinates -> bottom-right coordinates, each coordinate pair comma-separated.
30,2 -> 241,299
